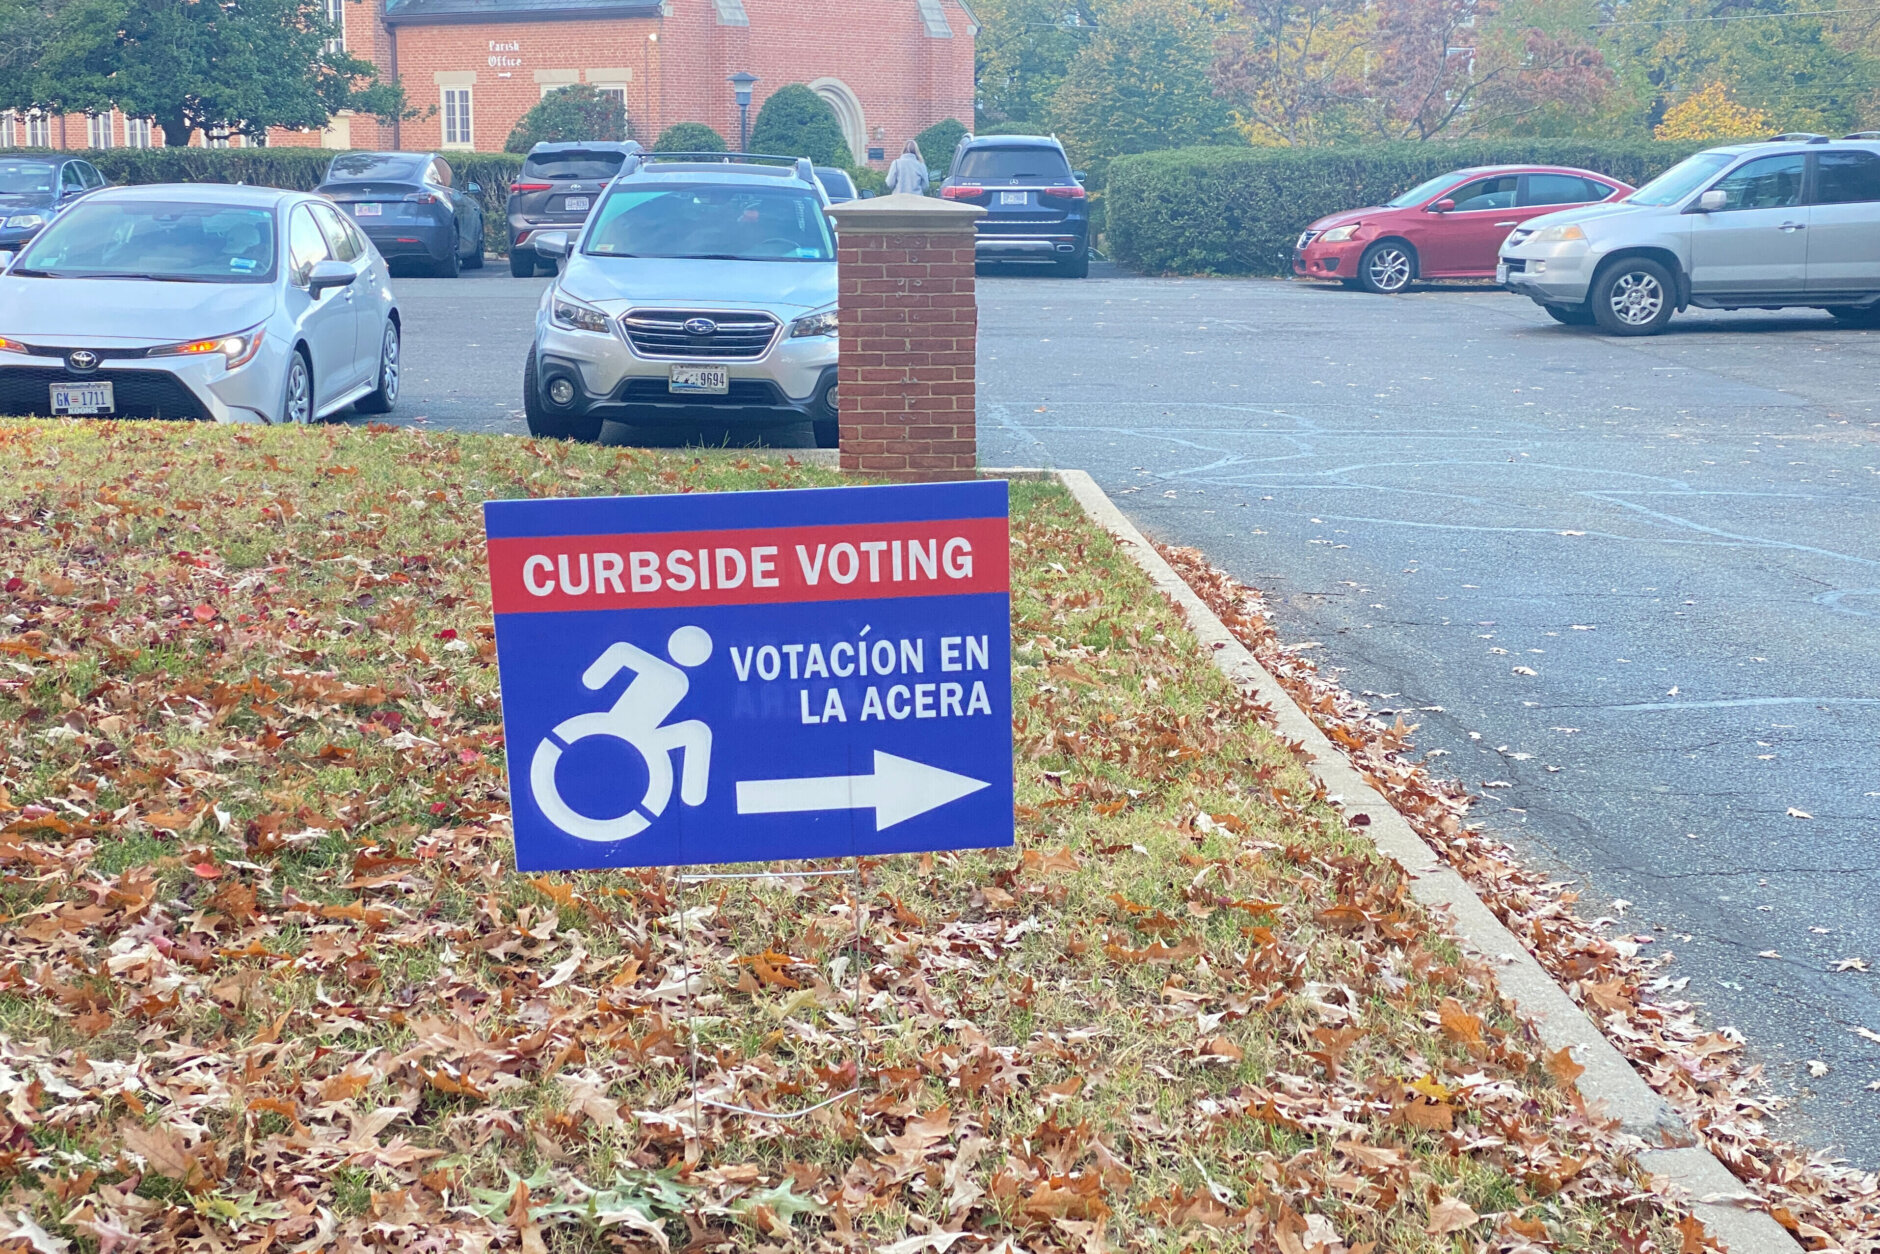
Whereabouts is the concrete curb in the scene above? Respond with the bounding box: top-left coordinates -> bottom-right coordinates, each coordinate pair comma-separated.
1048,467 -> 1799,1254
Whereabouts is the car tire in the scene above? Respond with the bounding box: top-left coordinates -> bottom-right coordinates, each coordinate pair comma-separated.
1056,250 -> 1090,279
509,249 -> 534,278
434,243 -> 461,279
1828,305 -> 1880,327
465,232 -> 485,270
353,321 -> 400,415
1591,258 -> 1675,336
280,348 -> 313,425
1357,241 -> 1415,294
522,352 -> 601,442
536,257 -> 559,277
1544,304 -> 1595,326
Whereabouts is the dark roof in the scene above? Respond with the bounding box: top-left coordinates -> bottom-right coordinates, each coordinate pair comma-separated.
962,134 -> 1064,149
385,0 -> 660,24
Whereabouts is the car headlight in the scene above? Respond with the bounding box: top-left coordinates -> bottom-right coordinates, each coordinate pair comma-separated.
148,326 -> 265,368
1532,224 -> 1586,244
3,214 -> 46,230
1319,224 -> 1360,243
550,292 -> 612,334
790,309 -> 839,338
0,335 -> 29,355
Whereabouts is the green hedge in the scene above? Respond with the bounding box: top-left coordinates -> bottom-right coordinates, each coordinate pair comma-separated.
1105,141 -> 1710,276
0,146 -> 523,254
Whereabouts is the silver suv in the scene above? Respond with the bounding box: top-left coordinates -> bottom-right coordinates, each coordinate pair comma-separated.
1499,135 -> 1880,335
522,154 -> 840,445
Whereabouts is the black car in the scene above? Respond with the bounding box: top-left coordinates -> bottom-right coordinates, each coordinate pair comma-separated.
940,135 -> 1089,277
507,141 -> 640,277
317,152 -> 485,277
0,155 -> 109,254
814,166 -> 858,202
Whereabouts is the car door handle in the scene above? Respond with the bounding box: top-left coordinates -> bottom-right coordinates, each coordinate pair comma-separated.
1495,221 -> 1518,227
1779,221 -> 1806,231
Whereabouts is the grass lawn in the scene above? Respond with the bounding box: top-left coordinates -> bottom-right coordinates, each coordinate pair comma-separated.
0,420 -> 1693,1253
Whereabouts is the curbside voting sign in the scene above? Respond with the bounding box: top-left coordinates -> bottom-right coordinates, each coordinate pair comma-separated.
484,481 -> 1015,872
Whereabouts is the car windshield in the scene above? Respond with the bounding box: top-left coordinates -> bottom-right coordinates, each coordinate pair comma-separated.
326,153 -> 427,183
816,168 -> 856,199
0,161 -> 56,195
1385,174 -> 1467,208
584,184 -> 834,261
524,151 -> 626,180
13,200 -> 277,283
956,147 -> 1071,182
1627,152 -> 1733,206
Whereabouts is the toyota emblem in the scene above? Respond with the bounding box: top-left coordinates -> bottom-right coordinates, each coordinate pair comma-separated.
66,350 -> 98,372
683,317 -> 718,336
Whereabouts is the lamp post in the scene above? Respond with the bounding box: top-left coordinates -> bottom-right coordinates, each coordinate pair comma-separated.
728,71 -> 758,153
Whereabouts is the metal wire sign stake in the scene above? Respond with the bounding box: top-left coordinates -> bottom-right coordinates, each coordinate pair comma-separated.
483,482 -> 1017,1126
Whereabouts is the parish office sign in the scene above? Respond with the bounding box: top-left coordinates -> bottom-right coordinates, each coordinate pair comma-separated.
487,40 -> 521,69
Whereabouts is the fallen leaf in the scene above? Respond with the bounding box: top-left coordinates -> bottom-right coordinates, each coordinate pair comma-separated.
1426,1196 -> 1479,1237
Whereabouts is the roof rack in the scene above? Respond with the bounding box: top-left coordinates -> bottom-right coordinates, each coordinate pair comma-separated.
1768,132 -> 1829,143
623,152 -> 819,185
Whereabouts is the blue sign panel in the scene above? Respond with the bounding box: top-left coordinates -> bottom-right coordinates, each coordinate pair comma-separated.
484,481 -> 1014,871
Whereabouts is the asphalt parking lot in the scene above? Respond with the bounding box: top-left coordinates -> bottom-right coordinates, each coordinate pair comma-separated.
385,262 -> 1880,1162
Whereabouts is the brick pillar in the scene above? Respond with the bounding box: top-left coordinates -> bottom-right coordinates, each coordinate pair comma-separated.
824,194 -> 986,482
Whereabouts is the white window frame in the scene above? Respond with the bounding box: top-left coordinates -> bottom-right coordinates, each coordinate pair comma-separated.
590,83 -> 629,119
324,0 -> 346,52
88,112 -> 115,149
25,112 -> 51,147
442,87 -> 474,149
125,117 -> 154,149
0,114 -> 15,148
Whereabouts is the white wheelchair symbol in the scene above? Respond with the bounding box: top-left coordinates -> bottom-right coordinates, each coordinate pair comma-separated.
529,626 -> 714,842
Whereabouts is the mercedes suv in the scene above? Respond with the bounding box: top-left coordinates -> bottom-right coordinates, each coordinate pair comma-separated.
1499,134 -> 1880,335
521,153 -> 840,445
941,134 -> 1090,277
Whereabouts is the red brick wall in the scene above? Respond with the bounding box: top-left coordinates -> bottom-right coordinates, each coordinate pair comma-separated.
835,226 -> 978,481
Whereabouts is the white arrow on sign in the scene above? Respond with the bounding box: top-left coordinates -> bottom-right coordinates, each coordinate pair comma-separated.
735,751 -> 990,830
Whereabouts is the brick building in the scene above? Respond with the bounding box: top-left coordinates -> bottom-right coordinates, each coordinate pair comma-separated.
3,0 -> 974,163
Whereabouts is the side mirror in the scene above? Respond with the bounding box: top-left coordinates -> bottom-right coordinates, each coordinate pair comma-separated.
1430,198 -> 1456,213
860,189 -> 876,199
1695,189 -> 1728,212
308,259 -> 356,295
466,182 -> 483,195
533,230 -> 572,259
1073,170 -> 1087,182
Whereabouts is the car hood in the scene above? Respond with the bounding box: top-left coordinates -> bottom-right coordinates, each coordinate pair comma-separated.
1305,206 -> 1386,232
0,277 -> 275,344
1516,201 -> 1650,232
0,191 -> 54,211
560,256 -> 836,313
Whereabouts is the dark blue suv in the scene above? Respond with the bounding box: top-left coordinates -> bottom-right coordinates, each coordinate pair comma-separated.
940,135 -> 1089,277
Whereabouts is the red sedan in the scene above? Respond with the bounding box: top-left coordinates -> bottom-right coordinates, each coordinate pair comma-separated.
1293,165 -> 1634,294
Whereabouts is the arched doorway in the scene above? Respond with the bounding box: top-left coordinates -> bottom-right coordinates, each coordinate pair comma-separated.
809,78 -> 866,165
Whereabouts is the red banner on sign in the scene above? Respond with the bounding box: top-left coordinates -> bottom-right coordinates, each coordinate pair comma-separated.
488,517 -> 1009,614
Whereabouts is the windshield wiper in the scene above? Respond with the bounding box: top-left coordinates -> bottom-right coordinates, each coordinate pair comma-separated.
71,271 -> 217,282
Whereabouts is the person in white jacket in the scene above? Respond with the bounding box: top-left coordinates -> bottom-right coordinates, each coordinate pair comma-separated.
884,141 -> 930,197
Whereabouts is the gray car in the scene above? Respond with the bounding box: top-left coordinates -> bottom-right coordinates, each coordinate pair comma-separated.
1499,135 -> 1880,335
0,184 -> 400,424
507,142 -> 641,277
523,154 -> 840,446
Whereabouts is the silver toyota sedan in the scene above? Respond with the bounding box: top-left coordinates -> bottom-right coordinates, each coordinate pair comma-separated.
0,184 -> 400,424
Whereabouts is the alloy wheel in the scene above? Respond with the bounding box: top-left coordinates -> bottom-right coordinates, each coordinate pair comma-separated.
1609,271 -> 1664,326
284,355 -> 311,425
380,327 -> 400,404
1368,248 -> 1412,293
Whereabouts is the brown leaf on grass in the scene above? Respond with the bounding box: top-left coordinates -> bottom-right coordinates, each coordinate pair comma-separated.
119,1121 -> 193,1179
509,1179 -> 549,1254
1197,1036 -> 1243,1063
1544,1046 -> 1586,1086
1313,904 -> 1372,932
1398,1099 -> 1454,1131
1308,1025 -> 1364,1080
1437,998 -> 1485,1049
1103,935 -> 1202,963
1427,1196 -> 1480,1236
1021,846 -> 1081,876
1676,1211 -> 1709,1253
1142,1184 -> 1248,1231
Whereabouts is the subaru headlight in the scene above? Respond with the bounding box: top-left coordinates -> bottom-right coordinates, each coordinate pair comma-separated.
1532,223 -> 1586,244
790,308 -> 839,339
1319,224 -> 1360,243
4,214 -> 46,230
550,292 -> 612,334
149,325 -> 265,368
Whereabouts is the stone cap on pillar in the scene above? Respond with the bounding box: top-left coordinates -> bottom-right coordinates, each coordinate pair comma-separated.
825,193 -> 985,233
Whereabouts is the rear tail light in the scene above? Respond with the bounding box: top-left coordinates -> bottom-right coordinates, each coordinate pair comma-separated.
1042,185 -> 1087,200
403,193 -> 439,204
509,182 -> 553,193
941,186 -> 984,200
